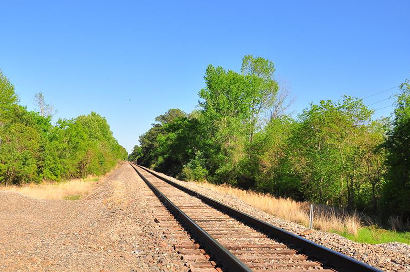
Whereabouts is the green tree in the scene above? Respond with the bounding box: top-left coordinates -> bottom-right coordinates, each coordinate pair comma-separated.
0,123 -> 40,185
0,70 -> 18,122
198,55 -> 279,183
289,96 -> 378,208
129,56 -> 403,223
0,72 -> 126,184
72,112 -> 126,177
383,81 -> 410,220
155,115 -> 203,176
138,109 -> 187,168
241,55 -> 278,142
128,145 -> 142,162
137,109 -> 204,177
155,108 -> 186,124
251,116 -> 301,198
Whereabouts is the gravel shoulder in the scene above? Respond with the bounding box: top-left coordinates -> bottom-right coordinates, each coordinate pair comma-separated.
2,162 -> 408,272
0,163 -> 188,272
149,168 -> 410,272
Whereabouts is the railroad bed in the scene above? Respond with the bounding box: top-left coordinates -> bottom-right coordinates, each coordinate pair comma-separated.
131,163 -> 381,272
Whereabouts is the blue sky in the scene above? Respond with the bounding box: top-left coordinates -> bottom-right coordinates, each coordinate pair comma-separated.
1,0 -> 409,152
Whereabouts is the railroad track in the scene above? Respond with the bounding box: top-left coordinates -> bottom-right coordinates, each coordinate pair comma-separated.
130,163 -> 381,272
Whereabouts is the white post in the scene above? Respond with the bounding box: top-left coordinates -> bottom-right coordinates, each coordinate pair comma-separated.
309,204 -> 314,229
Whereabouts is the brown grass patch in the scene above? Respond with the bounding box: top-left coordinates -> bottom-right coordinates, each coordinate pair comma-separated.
197,182 -> 361,236
0,177 -> 99,200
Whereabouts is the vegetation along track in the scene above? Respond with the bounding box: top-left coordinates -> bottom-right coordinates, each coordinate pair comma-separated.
130,163 -> 382,272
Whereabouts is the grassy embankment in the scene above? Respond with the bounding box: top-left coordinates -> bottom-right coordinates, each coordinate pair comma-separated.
196,182 -> 410,245
0,177 -> 99,200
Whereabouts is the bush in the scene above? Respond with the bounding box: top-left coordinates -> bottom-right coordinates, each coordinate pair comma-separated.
180,152 -> 208,181
0,72 -> 126,185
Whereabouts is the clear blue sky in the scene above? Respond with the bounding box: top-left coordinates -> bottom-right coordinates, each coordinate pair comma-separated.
1,0 -> 409,152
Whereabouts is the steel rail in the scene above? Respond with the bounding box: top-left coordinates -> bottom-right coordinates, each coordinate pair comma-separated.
130,163 -> 252,272
139,165 -> 382,272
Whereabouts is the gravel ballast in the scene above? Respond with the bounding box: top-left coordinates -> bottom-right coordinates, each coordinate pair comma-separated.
0,163 -> 189,272
149,168 -> 410,272
1,163 -> 408,271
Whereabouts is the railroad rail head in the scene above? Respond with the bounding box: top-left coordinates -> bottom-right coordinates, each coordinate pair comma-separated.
130,163 -> 252,272
138,164 -> 383,272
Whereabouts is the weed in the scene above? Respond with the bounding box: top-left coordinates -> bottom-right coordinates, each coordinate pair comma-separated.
196,182 -> 361,235
0,176 -> 99,200
64,194 -> 81,200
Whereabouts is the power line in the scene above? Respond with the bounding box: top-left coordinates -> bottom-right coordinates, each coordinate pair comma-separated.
367,95 -> 394,106
373,104 -> 393,112
348,85 -> 399,115
361,85 -> 399,100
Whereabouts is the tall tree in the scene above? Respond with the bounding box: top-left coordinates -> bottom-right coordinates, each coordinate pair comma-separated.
383,80 -> 410,220
0,70 -> 126,184
155,108 -> 186,125
289,96 -> 375,207
138,109 -> 187,168
241,55 -> 278,142
128,145 -> 142,162
0,71 -> 18,122
198,56 -> 279,183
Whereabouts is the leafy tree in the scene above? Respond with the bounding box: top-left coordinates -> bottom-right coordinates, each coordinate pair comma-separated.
383,81 -> 410,220
0,71 -> 18,122
251,116 -> 301,198
358,121 -> 386,212
198,55 -> 279,183
72,112 -> 127,177
138,124 -> 163,167
0,105 -> 51,184
137,109 -> 205,177
128,145 -> 142,162
0,123 -> 40,185
132,57 -> 408,225
138,109 -> 187,167
289,96 -> 381,208
155,115 -> 203,176
241,55 -> 278,141
155,108 -> 186,124
0,72 -> 126,185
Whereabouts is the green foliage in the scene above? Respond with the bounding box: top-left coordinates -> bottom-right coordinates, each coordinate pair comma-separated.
64,194 -> 81,200
197,55 -> 279,183
288,97 -> 386,210
252,116 -> 302,198
138,109 -> 206,177
0,72 -> 126,185
134,56 -> 407,226
383,80 -> 410,219
0,70 -> 18,122
0,123 -> 40,184
155,108 -> 186,124
180,151 -> 208,181
128,145 -> 142,162
336,227 -> 410,245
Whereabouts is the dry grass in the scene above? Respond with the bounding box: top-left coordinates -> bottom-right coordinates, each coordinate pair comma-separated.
197,182 -> 361,236
0,177 -> 99,200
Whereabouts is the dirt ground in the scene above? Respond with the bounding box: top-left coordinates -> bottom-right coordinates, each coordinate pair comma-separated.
2,163 -> 408,272
0,163 -> 187,272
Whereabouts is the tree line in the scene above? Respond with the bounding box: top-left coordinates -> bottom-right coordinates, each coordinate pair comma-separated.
0,71 -> 127,185
129,55 -> 409,226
